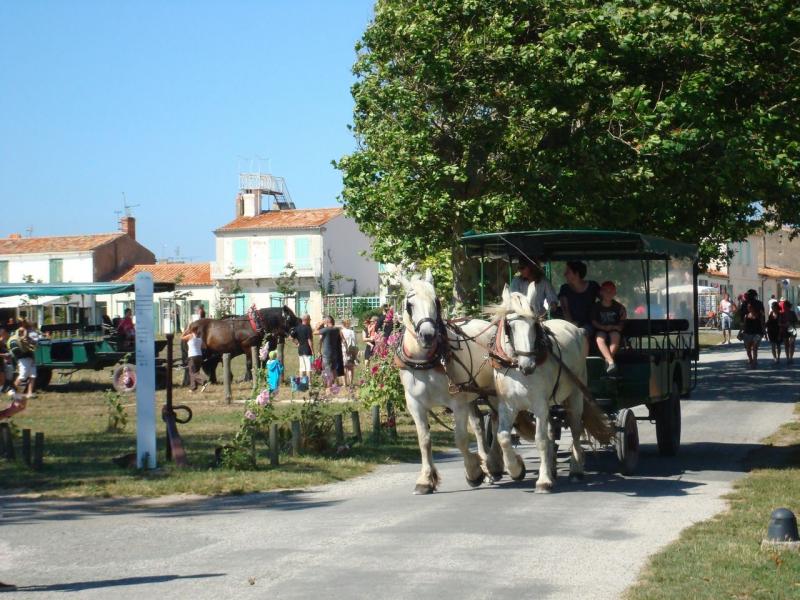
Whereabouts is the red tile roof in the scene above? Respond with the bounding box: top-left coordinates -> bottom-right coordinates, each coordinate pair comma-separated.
216,208 -> 343,232
0,233 -> 124,254
114,263 -> 212,286
758,266 -> 800,280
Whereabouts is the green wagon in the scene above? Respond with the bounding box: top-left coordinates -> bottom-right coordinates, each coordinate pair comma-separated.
462,229 -> 699,474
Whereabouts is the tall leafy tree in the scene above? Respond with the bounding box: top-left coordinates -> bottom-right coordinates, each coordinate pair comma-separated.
337,0 -> 800,304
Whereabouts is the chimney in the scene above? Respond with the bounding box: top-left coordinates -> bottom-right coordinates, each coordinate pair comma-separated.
119,216 -> 136,240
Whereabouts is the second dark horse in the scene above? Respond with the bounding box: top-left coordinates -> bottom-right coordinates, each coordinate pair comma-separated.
185,306 -> 299,383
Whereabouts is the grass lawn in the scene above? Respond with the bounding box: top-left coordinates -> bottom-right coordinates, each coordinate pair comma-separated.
0,339 -> 453,498
626,405 -> 800,600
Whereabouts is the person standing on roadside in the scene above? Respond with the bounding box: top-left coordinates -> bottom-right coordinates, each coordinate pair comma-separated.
718,292 -> 736,344
340,318 -> 358,390
315,316 -> 344,394
291,314 -> 314,379
180,328 -> 207,392
781,300 -> 797,364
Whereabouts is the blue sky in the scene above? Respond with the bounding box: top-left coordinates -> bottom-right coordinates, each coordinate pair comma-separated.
0,0 -> 374,261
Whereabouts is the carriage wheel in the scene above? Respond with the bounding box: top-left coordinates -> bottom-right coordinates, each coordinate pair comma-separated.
112,364 -> 137,394
655,375 -> 682,456
616,408 -> 639,475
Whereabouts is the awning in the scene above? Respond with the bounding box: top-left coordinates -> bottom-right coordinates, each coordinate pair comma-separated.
0,282 -> 175,298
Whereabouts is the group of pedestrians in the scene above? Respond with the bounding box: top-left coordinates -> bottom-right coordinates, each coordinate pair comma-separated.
289,305 -> 397,397
723,289 -> 798,368
0,317 -> 41,421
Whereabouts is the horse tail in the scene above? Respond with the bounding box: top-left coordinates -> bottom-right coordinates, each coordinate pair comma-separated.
581,398 -> 615,445
514,411 -> 537,443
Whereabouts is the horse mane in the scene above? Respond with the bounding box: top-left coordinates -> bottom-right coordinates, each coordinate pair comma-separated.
484,292 -> 535,320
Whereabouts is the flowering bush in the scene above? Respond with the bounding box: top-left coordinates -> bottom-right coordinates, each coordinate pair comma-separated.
358,329 -> 405,412
219,369 -> 276,470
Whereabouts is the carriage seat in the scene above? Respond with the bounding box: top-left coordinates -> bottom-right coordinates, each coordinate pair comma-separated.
622,319 -> 689,337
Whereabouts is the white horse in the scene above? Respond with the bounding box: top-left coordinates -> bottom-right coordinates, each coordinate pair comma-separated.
489,284 -> 613,492
397,270 -> 530,494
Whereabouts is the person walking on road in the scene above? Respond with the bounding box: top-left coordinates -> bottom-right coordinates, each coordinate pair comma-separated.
718,292 -> 736,344
315,316 -> 344,394
740,289 -> 765,368
766,303 -> 783,365
781,300 -> 797,364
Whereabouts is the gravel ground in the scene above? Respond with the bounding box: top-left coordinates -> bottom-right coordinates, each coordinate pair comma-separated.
0,343 -> 797,599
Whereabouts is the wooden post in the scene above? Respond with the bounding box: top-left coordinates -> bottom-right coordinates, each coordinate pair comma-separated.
165,333 -> 174,462
350,410 -> 362,442
223,353 -> 232,404
387,401 -> 398,441
0,423 -> 14,460
269,423 -> 279,466
21,429 -> 31,466
291,420 -> 301,456
251,346 -> 260,391
33,432 -> 44,470
371,405 -> 381,444
334,413 -> 344,446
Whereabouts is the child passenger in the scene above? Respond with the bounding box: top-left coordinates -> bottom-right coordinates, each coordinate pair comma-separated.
591,281 -> 627,375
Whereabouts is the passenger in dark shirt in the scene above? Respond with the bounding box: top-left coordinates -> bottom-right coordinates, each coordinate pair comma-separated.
315,316 -> 344,392
591,281 -> 627,374
558,260 -> 600,330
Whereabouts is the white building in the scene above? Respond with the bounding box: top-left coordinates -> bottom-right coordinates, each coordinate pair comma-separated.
0,217 -> 155,325
211,175 -> 380,321
100,262 -> 216,334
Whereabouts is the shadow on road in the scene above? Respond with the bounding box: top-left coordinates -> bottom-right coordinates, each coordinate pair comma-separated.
0,488 -> 340,526
13,573 -> 225,593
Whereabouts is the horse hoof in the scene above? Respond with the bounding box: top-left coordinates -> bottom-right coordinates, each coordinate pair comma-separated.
466,473 -> 485,488
490,471 -> 504,483
413,484 -> 434,495
569,472 -> 584,483
535,482 -> 553,493
511,463 -> 527,482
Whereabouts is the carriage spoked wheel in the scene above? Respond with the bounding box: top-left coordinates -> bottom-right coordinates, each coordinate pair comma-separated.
655,374 -> 682,456
112,363 -> 137,394
615,408 -> 639,476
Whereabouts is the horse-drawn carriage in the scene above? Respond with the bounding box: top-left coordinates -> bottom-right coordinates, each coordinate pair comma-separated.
0,282 -> 174,392
460,229 -> 699,474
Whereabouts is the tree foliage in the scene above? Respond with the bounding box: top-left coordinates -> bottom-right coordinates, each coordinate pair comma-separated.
337,0 -> 800,303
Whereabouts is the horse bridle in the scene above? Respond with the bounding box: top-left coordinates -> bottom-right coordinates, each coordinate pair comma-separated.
500,315 -> 538,359
405,291 -> 442,338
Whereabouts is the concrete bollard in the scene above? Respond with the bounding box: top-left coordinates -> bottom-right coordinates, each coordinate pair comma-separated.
223,353 -> 232,404
21,429 -> 31,466
33,432 -> 44,470
371,405 -> 381,444
350,410 -> 362,442
334,413 -> 344,445
269,423 -> 279,466
291,420 -> 301,456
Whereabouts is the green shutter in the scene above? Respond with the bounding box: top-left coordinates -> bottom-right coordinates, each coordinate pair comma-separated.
0,261 -> 8,283
49,259 -> 63,283
294,237 -> 311,270
269,239 -> 286,276
233,239 -> 250,270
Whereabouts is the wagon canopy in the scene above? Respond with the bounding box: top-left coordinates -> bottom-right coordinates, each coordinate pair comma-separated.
461,230 -> 698,261
0,281 -> 175,298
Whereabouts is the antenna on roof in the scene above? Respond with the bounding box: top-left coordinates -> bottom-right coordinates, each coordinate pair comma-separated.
25,226 -> 33,238
114,192 -> 140,219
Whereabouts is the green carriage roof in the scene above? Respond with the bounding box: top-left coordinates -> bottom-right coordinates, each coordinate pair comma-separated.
0,281 -> 175,297
460,229 -> 698,260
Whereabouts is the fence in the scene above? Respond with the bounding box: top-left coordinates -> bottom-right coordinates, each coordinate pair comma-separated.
322,295 -> 381,323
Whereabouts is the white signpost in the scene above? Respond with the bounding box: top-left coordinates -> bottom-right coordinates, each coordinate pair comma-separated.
134,273 -> 157,469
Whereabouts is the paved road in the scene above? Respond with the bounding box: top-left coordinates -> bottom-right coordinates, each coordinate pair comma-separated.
1,344 -> 797,599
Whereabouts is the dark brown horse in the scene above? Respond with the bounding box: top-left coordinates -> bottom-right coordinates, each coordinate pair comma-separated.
184,306 -> 299,382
